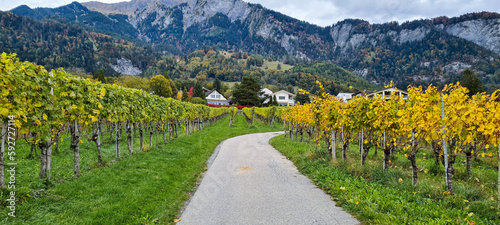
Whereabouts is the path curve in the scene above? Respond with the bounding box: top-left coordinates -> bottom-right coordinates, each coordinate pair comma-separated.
179,132 -> 359,225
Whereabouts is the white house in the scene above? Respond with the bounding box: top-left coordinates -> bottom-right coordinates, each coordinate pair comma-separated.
205,89 -> 230,105
365,87 -> 409,100
273,90 -> 296,106
355,87 -> 409,100
260,88 -> 274,104
336,93 -> 354,102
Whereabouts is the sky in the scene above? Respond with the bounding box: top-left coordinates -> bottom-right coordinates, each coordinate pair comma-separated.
1,0 -> 499,27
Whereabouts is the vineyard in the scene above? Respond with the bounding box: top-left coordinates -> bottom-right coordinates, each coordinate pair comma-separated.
241,82 -> 500,195
2,50 -> 500,223
0,52 -> 234,187
0,53 -> 289,224
276,81 -> 500,192
242,106 -> 284,126
249,81 -> 500,223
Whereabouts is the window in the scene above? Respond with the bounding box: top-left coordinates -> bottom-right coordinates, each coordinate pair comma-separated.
278,96 -> 285,100
216,95 -> 221,99
210,94 -> 215,98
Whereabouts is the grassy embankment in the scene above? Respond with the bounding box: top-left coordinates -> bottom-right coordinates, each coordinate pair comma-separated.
270,134 -> 499,224
0,114 -> 282,224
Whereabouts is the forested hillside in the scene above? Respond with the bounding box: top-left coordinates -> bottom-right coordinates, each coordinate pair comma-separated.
10,2 -> 138,39
137,48 -> 379,94
5,0 -> 500,92
0,10 -> 376,94
0,11 -> 159,75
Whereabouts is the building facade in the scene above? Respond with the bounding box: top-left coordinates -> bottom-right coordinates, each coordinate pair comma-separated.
205,89 -> 230,105
272,90 -> 296,106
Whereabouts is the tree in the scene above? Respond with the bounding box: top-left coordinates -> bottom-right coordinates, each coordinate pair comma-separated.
295,79 -> 310,104
213,77 -> 222,91
277,63 -> 282,70
114,75 -> 150,91
95,69 -> 107,83
232,76 -> 264,106
188,87 -> 194,101
190,97 -> 206,105
193,82 -> 206,100
150,75 -> 173,98
169,79 -> 178,99
295,92 -> 310,104
181,87 -> 189,102
163,72 -> 178,98
461,69 -> 485,97
270,95 -> 279,106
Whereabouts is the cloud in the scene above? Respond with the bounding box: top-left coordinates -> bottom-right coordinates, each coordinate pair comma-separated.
246,0 -> 500,26
0,0 -> 127,11
1,0 -> 498,27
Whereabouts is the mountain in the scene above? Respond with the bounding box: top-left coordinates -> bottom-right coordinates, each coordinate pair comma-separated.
82,0 -> 328,57
432,13 -> 500,55
10,2 -> 138,39
0,10 -> 160,75
327,17 -> 500,89
0,10 -> 377,95
7,0 -> 500,92
81,0 -> 500,91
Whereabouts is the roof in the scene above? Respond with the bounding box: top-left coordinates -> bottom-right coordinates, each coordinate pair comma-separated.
337,93 -> 354,96
205,89 -> 228,100
205,89 -> 217,97
273,90 -> 296,96
367,87 -> 408,95
260,88 -> 273,96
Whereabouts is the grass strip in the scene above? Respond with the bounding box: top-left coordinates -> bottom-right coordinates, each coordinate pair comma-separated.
1,115 -> 281,224
269,135 -> 499,224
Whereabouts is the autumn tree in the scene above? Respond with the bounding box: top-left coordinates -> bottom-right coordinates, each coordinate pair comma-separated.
114,75 -> 150,91
150,75 -> 173,98
164,72 -> 178,98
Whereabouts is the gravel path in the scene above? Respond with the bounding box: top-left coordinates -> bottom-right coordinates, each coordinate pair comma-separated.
178,132 -> 359,225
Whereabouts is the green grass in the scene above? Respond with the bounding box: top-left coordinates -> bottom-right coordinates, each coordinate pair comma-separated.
235,59 -> 293,72
223,81 -> 238,89
220,51 -> 292,71
262,61 -> 293,71
270,134 -> 500,224
0,115 -> 282,224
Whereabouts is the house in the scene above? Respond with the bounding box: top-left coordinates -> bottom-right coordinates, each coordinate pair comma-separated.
273,90 -> 296,106
356,87 -> 409,100
205,89 -> 230,105
202,87 -> 211,95
336,93 -> 354,102
260,88 -> 274,104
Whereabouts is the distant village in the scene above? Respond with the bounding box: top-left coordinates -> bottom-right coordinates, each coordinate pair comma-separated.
204,86 -> 409,106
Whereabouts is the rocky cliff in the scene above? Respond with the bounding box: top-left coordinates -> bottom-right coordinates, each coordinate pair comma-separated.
436,18 -> 500,55
10,0 -> 500,90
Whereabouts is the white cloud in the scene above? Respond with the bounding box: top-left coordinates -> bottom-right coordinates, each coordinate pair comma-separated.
246,0 -> 500,26
0,0 -> 128,11
0,0 -> 498,27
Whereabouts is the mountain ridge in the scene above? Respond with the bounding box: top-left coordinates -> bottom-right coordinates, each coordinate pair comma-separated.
7,0 -> 500,91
